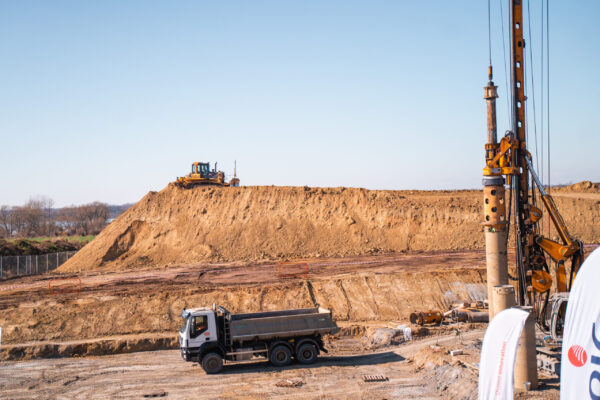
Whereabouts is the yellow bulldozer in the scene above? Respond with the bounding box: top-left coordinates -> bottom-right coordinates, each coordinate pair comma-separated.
175,161 -> 240,188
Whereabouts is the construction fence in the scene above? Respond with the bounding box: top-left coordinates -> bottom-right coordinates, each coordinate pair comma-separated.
0,251 -> 77,279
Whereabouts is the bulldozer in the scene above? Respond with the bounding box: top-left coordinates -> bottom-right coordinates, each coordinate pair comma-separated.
175,162 -> 240,188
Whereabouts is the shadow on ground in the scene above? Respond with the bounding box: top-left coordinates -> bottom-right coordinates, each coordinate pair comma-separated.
218,351 -> 406,375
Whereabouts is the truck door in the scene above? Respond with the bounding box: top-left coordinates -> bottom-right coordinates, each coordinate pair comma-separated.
188,312 -> 217,347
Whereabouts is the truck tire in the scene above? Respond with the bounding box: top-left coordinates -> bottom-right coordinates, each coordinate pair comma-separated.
270,345 -> 292,367
201,353 -> 223,374
296,343 -> 318,364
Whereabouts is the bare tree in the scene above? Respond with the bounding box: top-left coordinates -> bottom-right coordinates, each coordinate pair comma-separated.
9,207 -> 26,236
21,199 -> 45,236
59,202 -> 109,235
40,196 -> 56,236
0,205 -> 12,238
3,197 -> 109,238
78,202 -> 109,235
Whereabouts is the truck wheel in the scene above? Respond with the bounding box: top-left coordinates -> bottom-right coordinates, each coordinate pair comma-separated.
296,343 -> 318,364
201,353 -> 223,374
270,345 -> 292,367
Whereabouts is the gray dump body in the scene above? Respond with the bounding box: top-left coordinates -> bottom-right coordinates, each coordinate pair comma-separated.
229,307 -> 338,343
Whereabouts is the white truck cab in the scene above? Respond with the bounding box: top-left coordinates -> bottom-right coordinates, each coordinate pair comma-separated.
179,308 -> 218,357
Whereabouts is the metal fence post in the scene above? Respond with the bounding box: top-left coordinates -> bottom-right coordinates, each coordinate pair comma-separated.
36,255 -> 38,274
17,256 -> 20,275
0,256 -> 2,278
46,253 -> 49,273
56,253 -> 59,270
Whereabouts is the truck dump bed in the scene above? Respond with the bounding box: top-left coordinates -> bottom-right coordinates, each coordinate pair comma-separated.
229,307 -> 338,342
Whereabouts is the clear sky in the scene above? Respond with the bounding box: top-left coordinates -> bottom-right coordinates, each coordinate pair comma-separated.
1,1 -> 598,207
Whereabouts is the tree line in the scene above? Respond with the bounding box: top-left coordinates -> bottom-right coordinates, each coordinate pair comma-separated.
0,196 -> 110,238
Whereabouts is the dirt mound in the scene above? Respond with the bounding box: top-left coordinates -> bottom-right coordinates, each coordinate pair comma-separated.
59,185 -> 600,272
558,180 -> 600,192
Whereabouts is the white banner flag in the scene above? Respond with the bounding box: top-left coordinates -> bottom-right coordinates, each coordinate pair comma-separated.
561,247 -> 600,400
478,307 -> 529,400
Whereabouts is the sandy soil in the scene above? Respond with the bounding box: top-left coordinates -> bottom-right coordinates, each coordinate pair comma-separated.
1,249 -> 493,357
0,330 -> 560,400
0,331 -> 476,400
59,185 -> 600,272
2,245 -> 597,360
1,187 -> 594,398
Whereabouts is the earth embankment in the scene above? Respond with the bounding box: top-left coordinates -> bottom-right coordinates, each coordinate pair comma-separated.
59,185 -> 600,272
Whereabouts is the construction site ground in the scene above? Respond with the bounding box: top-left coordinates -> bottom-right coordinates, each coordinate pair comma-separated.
1,248 -> 579,399
1,188 -> 597,399
1,329 -> 560,400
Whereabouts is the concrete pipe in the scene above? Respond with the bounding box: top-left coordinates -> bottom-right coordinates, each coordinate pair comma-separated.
514,306 -> 538,390
466,311 -> 489,323
492,285 -> 516,317
452,309 -> 469,323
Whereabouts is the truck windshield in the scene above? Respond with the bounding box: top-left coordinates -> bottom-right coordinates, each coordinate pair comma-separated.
180,316 -> 189,333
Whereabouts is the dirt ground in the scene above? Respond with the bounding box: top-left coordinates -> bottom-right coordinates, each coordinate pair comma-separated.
0,248 -> 579,399
1,187 -> 595,398
1,249 -> 494,356
0,330 -> 560,400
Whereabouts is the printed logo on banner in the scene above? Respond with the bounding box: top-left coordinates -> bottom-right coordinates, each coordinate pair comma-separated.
494,341 -> 508,395
590,322 -> 600,399
568,345 -> 588,367
560,249 -> 600,400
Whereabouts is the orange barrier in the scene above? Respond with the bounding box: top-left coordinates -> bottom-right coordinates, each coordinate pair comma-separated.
48,277 -> 82,295
277,262 -> 309,279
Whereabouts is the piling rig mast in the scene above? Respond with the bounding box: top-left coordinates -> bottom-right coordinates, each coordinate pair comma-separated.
482,0 -> 583,339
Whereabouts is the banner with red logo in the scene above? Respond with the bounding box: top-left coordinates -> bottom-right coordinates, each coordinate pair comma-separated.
561,247 -> 600,399
478,307 -> 529,400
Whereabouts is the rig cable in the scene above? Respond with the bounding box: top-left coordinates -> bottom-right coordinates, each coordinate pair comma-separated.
499,0 -> 511,127
546,0 -> 551,233
539,0 -> 545,236
488,0 -> 492,66
526,0 -> 540,176
546,0 -> 550,190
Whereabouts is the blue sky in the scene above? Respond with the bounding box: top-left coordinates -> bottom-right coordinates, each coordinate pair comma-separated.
1,1 -> 598,206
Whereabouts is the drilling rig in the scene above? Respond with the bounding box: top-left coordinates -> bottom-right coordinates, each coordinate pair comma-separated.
482,0 -> 584,379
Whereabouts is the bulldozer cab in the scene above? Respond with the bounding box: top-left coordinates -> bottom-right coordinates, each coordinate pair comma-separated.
192,162 -> 210,177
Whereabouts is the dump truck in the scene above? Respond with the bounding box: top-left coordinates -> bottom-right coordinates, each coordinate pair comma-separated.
179,305 -> 338,373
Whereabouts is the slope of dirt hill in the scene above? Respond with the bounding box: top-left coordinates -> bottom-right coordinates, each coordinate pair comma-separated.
555,180 -> 600,193
59,184 -> 600,272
